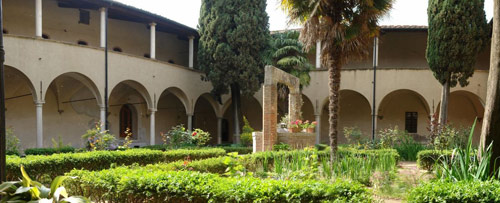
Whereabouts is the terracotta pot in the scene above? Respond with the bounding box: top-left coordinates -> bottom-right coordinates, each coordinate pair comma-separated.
290,127 -> 301,133
306,128 -> 315,133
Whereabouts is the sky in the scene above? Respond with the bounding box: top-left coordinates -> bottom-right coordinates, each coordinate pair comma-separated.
114,0 -> 494,31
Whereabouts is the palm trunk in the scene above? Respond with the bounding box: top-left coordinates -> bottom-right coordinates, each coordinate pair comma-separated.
328,58 -> 341,163
231,83 -> 242,144
480,0 -> 500,165
438,78 -> 450,126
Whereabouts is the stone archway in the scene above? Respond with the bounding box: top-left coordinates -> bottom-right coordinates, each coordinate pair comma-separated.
259,66 -> 302,151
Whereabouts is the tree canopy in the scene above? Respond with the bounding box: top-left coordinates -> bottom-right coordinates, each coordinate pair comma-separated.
427,0 -> 488,87
197,0 -> 271,98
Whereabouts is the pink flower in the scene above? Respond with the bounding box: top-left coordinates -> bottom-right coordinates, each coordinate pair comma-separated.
312,121 -> 317,125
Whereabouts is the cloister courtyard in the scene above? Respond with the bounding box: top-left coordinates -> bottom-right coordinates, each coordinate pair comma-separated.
0,0 -> 499,202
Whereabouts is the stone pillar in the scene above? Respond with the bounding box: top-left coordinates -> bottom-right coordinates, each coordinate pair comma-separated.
35,0 -> 42,38
187,114 -> 193,132
315,114 -> 321,144
100,7 -> 106,48
288,92 -> 301,122
262,85 -> 278,151
100,105 -> 106,132
316,40 -> 321,69
150,22 -> 156,59
217,117 -> 222,144
150,109 -> 156,145
36,102 -> 44,148
188,36 -> 194,68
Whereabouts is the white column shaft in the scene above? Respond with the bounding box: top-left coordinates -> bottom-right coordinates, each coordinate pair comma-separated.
315,115 -> 321,144
315,41 -> 321,69
150,23 -> 156,59
187,114 -> 193,132
35,0 -> 42,37
189,36 -> 194,68
150,111 -> 156,145
100,8 -> 106,48
36,102 -> 44,148
100,106 -> 106,132
217,117 -> 222,144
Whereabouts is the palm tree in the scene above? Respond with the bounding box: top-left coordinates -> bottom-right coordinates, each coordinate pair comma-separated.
270,30 -> 313,99
280,0 -> 393,161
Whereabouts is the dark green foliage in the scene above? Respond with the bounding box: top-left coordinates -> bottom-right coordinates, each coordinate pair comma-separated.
142,145 -> 253,154
269,31 -> 313,87
426,0 -> 488,87
393,134 -> 428,161
6,148 -> 226,181
240,116 -> 254,147
66,169 -> 372,202
24,146 -> 76,155
272,142 -> 291,151
218,146 -> 253,154
417,150 -> 452,171
408,180 -> 500,202
197,0 -> 270,97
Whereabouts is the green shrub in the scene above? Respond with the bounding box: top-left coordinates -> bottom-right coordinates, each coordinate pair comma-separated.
393,133 -> 428,161
142,145 -> 253,154
417,150 -> 452,171
218,146 -> 253,154
272,142 -> 290,151
6,148 -> 226,181
24,146 -> 76,155
241,116 -> 255,147
66,169 -> 372,202
82,124 -> 117,150
408,180 -> 500,202
6,127 -> 20,156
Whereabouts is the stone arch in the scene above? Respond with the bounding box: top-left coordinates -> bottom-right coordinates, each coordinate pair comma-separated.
222,96 -> 262,143
109,80 -> 152,109
436,90 -> 484,145
4,65 -> 39,148
43,72 -> 102,106
195,93 -> 221,118
4,65 -> 38,102
193,93 -> 219,144
301,94 -> 315,122
154,87 -> 190,144
377,89 -> 431,137
319,90 -> 372,144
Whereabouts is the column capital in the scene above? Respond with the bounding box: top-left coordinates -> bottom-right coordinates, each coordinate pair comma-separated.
149,108 -> 157,113
35,101 -> 45,106
99,7 -> 107,12
188,35 -> 195,40
187,113 -> 194,117
149,22 -> 157,27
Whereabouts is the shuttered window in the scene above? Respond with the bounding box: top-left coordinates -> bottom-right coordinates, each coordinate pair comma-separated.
405,112 -> 418,133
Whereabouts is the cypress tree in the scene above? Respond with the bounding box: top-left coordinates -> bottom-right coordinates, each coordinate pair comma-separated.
427,0 -> 488,125
197,0 -> 270,143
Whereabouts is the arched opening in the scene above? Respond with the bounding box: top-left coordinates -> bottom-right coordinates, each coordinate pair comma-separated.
4,66 -> 37,149
301,94 -> 315,122
155,87 -> 189,145
193,94 -> 218,145
320,90 -> 372,144
119,104 -> 137,139
222,96 -> 262,144
109,80 -> 150,144
437,91 -> 484,145
377,89 -> 430,139
44,72 -> 102,148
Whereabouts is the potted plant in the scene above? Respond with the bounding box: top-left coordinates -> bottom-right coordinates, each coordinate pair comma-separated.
289,120 -> 303,133
301,120 -> 317,133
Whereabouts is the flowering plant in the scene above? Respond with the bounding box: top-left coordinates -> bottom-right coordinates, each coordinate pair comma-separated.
301,120 -> 317,129
289,120 -> 303,128
189,129 -> 211,147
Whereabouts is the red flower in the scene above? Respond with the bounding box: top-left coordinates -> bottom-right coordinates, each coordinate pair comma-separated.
192,132 -> 197,136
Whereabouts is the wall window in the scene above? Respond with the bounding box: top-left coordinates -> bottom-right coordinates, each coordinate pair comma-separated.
113,47 -> 122,52
405,112 -> 418,133
119,105 -> 133,138
79,9 -> 90,25
77,40 -> 88,46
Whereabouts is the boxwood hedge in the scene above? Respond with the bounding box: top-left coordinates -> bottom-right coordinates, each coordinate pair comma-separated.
6,148 -> 225,180
66,168 -> 372,202
416,150 -> 452,171
24,146 -> 76,155
143,144 -> 253,154
408,180 -> 500,202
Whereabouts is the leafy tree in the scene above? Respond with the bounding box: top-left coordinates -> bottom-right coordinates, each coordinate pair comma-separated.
427,0 -> 488,125
280,0 -> 393,161
198,0 -> 270,143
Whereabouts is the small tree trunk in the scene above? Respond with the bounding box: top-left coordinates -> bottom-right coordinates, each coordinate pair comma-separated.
231,83 -> 242,144
480,0 -> 500,164
328,58 -> 341,164
438,78 -> 450,126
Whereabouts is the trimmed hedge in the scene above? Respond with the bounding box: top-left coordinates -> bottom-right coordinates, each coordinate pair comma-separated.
6,148 -> 225,180
66,168 -> 372,202
408,180 -> 500,202
24,146 -> 76,155
144,145 -> 253,155
417,150 -> 452,171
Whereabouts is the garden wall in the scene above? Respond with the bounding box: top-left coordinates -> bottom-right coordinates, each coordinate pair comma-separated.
253,132 -> 315,152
